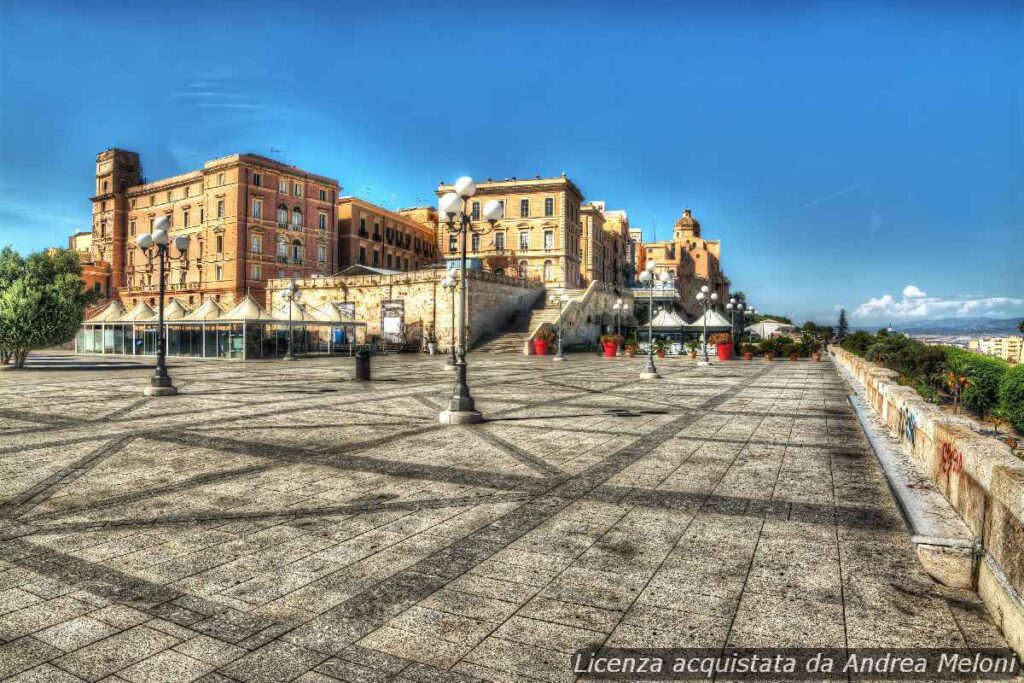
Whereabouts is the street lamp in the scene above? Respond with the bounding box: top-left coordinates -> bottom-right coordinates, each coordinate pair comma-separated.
613,298 -> 624,351
695,285 -> 719,365
438,177 -> 501,424
726,297 -> 737,351
136,216 -> 189,396
282,278 -> 301,360
637,261 -> 672,380
553,294 -> 569,361
441,268 -> 457,369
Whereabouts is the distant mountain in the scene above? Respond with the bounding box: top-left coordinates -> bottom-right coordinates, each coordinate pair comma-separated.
855,317 -> 1022,336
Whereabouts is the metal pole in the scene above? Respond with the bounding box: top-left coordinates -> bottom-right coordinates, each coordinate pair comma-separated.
448,212 -> 475,413
702,302 -> 709,362
554,297 -> 565,361
644,282 -> 656,375
153,246 -> 170,386
447,284 -> 456,368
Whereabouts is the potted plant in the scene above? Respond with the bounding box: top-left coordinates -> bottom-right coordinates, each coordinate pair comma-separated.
709,332 -> 733,361
533,329 -> 555,356
758,338 -> 775,361
652,338 -> 669,358
425,327 -> 437,355
740,343 -> 755,361
782,342 -> 798,362
807,339 -> 822,361
624,335 -> 638,358
686,339 -> 700,359
600,334 -> 623,358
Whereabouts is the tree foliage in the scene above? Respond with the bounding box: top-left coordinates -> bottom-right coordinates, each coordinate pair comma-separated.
837,309 -> 849,343
0,247 -> 96,367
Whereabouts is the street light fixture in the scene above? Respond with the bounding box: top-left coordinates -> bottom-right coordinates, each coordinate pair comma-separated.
441,268 -> 457,369
637,261 -> 672,380
281,278 -> 302,361
695,285 -> 719,365
553,294 -> 569,361
438,177 -> 501,424
136,216 -> 189,396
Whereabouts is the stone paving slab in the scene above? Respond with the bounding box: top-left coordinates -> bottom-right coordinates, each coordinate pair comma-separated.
0,350 -> 1013,681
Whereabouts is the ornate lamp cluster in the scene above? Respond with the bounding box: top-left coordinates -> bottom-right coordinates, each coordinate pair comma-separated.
636,260 -> 673,380
136,216 -> 189,396
437,177 -> 502,424
695,285 -> 718,364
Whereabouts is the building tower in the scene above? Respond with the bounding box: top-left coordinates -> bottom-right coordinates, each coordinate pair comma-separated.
91,149 -> 142,299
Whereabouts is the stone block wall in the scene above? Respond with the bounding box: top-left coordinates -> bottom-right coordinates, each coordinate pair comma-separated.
268,270 -> 543,349
833,346 -> 1024,658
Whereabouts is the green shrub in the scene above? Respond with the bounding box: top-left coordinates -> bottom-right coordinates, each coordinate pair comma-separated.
842,331 -> 875,356
947,347 -> 1009,417
998,365 -> 1024,431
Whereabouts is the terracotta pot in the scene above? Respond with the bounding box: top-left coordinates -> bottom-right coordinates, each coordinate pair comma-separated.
812,352 -> 822,362
533,339 -> 549,356
716,343 -> 732,361
690,351 -> 698,359
602,342 -> 617,358
656,350 -> 666,358
789,354 -> 798,362
743,352 -> 753,360
625,349 -> 636,358
764,353 -> 773,362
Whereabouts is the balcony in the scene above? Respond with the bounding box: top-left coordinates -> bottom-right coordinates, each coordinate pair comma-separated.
373,233 -> 382,242
358,229 -> 369,238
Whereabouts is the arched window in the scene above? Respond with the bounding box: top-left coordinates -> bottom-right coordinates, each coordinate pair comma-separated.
292,207 -> 302,228
291,240 -> 302,261
277,204 -> 288,224
277,238 -> 287,257
543,260 -> 553,281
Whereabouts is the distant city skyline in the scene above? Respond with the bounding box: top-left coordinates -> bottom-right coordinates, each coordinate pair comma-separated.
1,0 -> 1020,324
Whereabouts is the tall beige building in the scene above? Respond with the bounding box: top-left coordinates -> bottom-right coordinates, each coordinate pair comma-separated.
88,148 -> 340,309
968,336 -> 1022,364
435,176 -> 584,287
580,201 -> 631,287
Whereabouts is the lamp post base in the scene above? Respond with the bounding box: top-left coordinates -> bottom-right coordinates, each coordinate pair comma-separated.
639,372 -> 661,380
282,356 -> 297,362
697,360 -> 711,367
438,409 -> 484,425
144,385 -> 178,396
552,355 -> 566,362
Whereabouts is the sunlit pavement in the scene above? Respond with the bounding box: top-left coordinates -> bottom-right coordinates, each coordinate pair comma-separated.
0,350 -> 1009,682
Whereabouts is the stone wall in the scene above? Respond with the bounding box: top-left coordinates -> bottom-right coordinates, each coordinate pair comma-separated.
526,281 -> 633,353
833,346 -> 1024,658
268,270 -> 543,349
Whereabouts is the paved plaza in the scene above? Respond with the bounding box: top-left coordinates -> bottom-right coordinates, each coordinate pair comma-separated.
0,351 -> 1011,682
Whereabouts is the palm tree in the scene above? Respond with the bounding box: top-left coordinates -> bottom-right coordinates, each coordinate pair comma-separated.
944,367 -> 972,414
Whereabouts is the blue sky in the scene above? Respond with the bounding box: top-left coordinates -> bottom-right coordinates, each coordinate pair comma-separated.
1,0 -> 1021,324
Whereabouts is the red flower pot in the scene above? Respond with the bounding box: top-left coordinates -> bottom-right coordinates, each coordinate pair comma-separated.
716,343 -> 733,361
533,339 -> 549,356
743,353 -> 753,361
602,342 -> 617,358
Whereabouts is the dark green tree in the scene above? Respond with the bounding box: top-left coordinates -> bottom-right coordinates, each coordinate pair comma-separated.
0,247 -> 96,367
837,309 -> 849,343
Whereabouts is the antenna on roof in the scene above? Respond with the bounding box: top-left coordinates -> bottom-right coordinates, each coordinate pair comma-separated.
269,148 -> 290,163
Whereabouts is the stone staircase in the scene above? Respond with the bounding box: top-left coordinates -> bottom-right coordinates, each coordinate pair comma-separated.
474,292 -> 561,353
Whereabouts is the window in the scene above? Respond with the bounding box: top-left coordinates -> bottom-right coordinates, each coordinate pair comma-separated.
544,197 -> 554,216
519,231 -> 529,250
216,199 -> 225,218
277,204 -> 287,224
253,199 -> 262,219
520,199 -> 529,218
291,240 -> 302,261
319,189 -> 327,201
319,213 -> 327,230
277,239 -> 287,257
471,201 -> 480,219
359,246 -> 366,264
449,234 -> 458,253
497,200 -> 505,217
252,264 -> 262,280
149,218 -> 155,230
544,230 -> 554,249
292,208 -> 302,228
279,178 -> 288,192
166,191 -> 172,202
184,185 -> 190,198
218,173 -> 225,185
215,265 -> 223,280
293,182 -> 302,197
543,260 -> 553,280
386,254 -> 392,268
404,257 -> 409,271
252,172 -> 262,187
317,244 -> 326,262
199,208 -> 204,223
495,232 -> 505,250
373,250 -> 380,267
216,235 -> 224,253
183,209 -> 190,228
359,218 -> 367,235
150,195 -> 156,206
129,220 -> 136,236
130,198 -> 136,209
251,235 -> 261,253
102,180 -> 108,192
471,233 -> 480,251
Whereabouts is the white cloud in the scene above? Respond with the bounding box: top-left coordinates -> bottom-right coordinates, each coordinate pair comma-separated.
853,285 -> 1024,320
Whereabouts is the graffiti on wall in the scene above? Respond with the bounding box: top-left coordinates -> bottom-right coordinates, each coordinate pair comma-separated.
940,441 -> 963,474
896,405 -> 917,447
